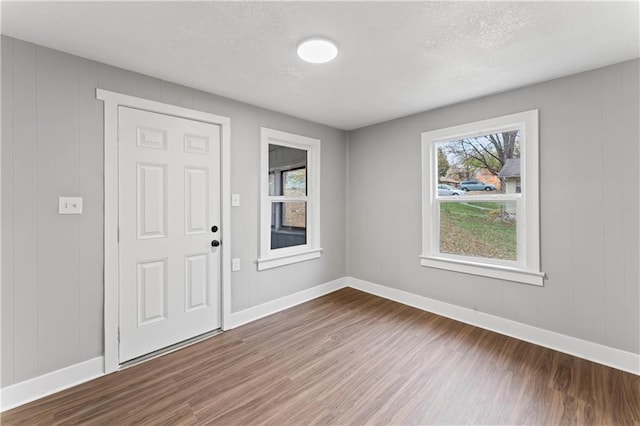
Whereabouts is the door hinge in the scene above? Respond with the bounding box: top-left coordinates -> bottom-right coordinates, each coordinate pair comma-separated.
117,227 -> 120,242
117,327 -> 120,343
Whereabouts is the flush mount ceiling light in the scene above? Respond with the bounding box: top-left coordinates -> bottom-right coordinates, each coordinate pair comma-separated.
297,37 -> 338,64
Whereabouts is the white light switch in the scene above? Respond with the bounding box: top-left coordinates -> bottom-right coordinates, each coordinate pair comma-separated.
232,193 -> 240,207
58,197 -> 83,214
231,258 -> 241,271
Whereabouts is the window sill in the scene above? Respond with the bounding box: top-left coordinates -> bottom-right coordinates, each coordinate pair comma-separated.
419,255 -> 545,286
257,248 -> 323,271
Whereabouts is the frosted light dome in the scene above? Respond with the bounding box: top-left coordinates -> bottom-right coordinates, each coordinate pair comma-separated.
297,38 -> 338,64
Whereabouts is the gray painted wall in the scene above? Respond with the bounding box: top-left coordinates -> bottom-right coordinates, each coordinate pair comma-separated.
2,34 -> 637,390
347,59 -> 639,356
1,36 -> 347,387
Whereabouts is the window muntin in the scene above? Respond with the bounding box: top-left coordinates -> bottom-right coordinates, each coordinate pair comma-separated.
421,110 -> 543,286
259,128 -> 321,270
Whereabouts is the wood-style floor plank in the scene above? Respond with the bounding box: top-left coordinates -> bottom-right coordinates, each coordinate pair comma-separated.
2,288 -> 639,425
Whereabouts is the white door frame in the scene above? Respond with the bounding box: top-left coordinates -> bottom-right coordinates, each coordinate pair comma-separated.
97,89 -> 231,374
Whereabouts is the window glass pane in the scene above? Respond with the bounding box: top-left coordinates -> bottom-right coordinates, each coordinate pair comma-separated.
268,144 -> 307,196
436,130 -> 521,195
440,201 -> 517,261
283,168 -> 306,196
271,202 -> 307,249
268,172 -> 275,196
282,201 -> 306,228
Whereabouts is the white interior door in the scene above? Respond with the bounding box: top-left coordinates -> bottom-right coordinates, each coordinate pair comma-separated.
118,106 -> 221,363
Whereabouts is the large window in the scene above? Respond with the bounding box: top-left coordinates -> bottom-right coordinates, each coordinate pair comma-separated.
258,128 -> 321,270
421,110 -> 544,286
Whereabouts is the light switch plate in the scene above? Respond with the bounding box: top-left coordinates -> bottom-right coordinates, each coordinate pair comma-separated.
231,258 -> 241,271
232,193 -> 240,207
59,197 -> 83,214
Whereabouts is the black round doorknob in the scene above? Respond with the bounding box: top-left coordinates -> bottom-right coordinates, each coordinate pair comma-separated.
211,240 -> 220,247
211,225 -> 218,232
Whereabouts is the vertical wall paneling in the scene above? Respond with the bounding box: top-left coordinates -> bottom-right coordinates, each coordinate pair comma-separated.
1,37 -> 15,387
570,71 -> 606,344
78,58 -> 103,360
344,133 -> 351,277
11,40 -> 39,383
535,78 -> 574,337
192,90 -> 211,117
601,65 -> 627,350
179,87 -> 195,109
96,63 -> 118,94
620,60 -> 640,354
159,81 -> 183,107
114,68 -> 161,102
36,47 -> 81,374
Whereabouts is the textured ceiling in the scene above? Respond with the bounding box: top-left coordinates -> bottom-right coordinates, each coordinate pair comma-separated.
2,1 -> 638,130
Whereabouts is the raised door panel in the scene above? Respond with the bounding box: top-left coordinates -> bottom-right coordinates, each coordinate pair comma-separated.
184,133 -> 209,155
137,163 -> 168,239
137,258 -> 168,327
184,167 -> 209,235
137,126 -> 168,150
185,253 -> 209,312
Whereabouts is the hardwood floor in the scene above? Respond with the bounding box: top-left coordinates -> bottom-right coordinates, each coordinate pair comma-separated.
2,287 -> 639,425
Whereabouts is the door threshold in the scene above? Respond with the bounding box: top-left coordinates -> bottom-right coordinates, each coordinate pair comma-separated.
119,329 -> 223,370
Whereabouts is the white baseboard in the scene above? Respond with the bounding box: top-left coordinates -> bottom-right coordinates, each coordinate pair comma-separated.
230,277 -> 348,328
347,277 -> 640,376
1,356 -> 104,412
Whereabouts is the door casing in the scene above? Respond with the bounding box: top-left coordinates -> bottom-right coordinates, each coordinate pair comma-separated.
97,89 -> 232,374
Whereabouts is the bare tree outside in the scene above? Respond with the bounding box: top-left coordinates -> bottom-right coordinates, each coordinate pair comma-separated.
440,130 -> 520,180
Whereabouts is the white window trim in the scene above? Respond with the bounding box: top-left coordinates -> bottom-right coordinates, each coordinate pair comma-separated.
420,109 -> 544,286
258,128 -> 321,271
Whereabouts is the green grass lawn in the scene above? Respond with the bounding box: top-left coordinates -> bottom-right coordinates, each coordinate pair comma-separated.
439,202 -> 516,261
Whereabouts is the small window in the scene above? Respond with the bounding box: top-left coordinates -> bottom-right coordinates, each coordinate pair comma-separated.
420,110 -> 544,286
258,128 -> 321,270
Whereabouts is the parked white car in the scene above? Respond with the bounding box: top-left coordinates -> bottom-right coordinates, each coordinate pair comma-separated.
437,184 -> 465,196
459,180 -> 497,191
